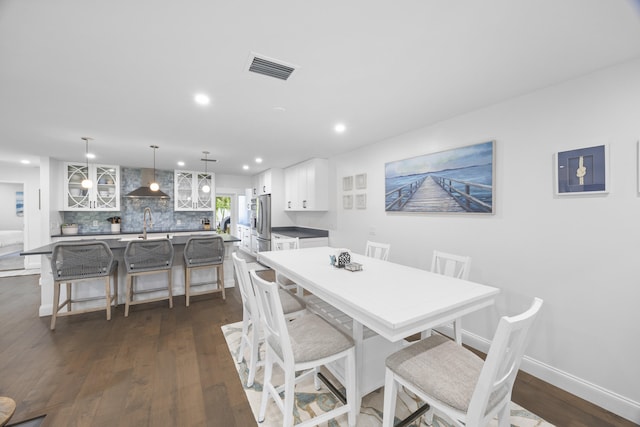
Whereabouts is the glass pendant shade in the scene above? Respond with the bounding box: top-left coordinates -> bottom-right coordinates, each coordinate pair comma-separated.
81,137 -> 93,189
150,145 -> 160,192
201,150 -> 210,193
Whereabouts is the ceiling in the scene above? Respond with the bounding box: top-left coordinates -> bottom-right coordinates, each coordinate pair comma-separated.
1,0 -> 639,174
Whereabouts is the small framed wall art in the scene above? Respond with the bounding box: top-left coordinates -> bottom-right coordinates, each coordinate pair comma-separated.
342,176 -> 353,191
355,193 -> 367,209
555,144 -> 608,195
355,173 -> 367,189
343,195 -> 353,209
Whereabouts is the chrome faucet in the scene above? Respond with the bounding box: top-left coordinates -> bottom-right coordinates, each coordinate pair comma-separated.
142,207 -> 153,240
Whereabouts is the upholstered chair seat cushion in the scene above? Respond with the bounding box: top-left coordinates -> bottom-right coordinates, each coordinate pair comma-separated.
268,313 -> 354,363
385,334 -> 483,412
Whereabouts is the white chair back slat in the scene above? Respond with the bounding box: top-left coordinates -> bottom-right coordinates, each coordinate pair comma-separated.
232,253 -> 259,319
466,298 -> 543,423
365,240 -> 391,261
250,270 -> 294,367
431,250 -> 471,280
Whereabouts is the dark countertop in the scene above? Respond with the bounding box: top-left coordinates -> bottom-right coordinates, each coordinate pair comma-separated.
21,233 -> 240,256
271,226 -> 328,239
51,227 -> 214,238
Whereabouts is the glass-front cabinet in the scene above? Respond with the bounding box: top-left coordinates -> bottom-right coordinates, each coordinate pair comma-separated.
174,170 -> 214,211
63,163 -> 120,211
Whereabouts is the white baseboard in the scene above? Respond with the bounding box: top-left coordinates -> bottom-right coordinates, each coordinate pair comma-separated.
452,327 -> 640,424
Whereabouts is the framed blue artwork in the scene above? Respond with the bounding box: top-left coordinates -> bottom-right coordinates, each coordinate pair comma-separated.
555,145 -> 608,195
16,191 -> 24,216
385,140 -> 495,213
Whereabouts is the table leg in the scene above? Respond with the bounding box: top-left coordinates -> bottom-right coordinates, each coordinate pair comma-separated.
352,319 -> 364,410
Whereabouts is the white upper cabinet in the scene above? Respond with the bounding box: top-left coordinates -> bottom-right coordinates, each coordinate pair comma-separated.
63,162 -> 120,211
284,158 -> 328,211
252,169 -> 274,196
174,170 -> 215,211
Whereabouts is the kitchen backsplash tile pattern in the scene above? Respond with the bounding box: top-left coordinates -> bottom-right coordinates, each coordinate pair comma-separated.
62,167 -> 214,234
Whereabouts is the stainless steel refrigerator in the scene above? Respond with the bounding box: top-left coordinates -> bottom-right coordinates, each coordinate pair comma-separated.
256,194 -> 271,252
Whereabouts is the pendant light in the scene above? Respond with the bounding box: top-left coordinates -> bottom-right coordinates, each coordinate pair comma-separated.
150,145 -> 160,192
81,137 -> 93,189
201,151 -> 210,193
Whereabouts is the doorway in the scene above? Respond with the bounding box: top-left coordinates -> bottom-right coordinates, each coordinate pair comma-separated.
215,195 -> 232,233
0,182 -> 25,272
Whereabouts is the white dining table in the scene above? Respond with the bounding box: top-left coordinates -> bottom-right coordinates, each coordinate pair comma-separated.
256,246 -> 500,407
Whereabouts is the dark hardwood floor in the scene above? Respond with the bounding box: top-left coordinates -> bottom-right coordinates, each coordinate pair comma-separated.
0,274 -> 635,427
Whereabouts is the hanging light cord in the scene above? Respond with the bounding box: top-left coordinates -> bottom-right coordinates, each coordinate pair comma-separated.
150,145 -> 159,191
202,151 -> 211,193
81,137 -> 93,189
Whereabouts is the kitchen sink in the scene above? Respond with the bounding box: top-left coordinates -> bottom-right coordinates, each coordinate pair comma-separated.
118,234 -> 173,241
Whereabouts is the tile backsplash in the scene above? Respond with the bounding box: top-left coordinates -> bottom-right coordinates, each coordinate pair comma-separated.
62,167 -> 214,234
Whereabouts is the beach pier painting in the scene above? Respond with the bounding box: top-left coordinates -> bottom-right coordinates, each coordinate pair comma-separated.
385,141 -> 495,213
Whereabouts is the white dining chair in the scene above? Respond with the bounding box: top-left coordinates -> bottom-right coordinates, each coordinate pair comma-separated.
423,250 -> 472,344
272,236 -> 301,294
383,297 -> 543,427
365,240 -> 390,261
232,252 -> 305,388
250,270 -> 358,427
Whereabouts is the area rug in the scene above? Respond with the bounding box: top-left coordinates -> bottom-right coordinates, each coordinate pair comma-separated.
221,322 -> 554,427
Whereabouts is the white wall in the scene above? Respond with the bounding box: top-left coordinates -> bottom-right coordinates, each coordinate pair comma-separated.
0,182 -> 24,230
314,58 -> 640,422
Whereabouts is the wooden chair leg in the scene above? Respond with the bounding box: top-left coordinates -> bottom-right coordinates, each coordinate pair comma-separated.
66,282 -> 72,312
219,265 -> 225,300
51,282 -> 60,330
113,270 -> 118,307
185,267 -> 191,307
105,277 -> 111,321
125,275 -> 133,317
167,269 -> 173,309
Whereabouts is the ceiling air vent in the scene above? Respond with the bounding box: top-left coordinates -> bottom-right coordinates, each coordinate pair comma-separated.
247,53 -> 297,81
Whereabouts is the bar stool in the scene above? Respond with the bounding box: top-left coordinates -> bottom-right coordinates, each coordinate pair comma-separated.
49,241 -> 118,330
183,235 -> 225,306
124,239 -> 174,316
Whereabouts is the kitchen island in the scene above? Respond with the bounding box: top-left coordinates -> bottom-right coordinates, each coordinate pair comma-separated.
271,226 -> 329,248
21,232 -> 240,317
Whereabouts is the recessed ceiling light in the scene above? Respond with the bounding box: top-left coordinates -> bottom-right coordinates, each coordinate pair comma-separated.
86,153 -> 96,159
20,159 -> 30,164
177,161 -> 185,167
273,106 -> 286,112
243,165 -> 249,170
334,123 -> 346,133
255,157 -> 263,164
194,93 -> 210,106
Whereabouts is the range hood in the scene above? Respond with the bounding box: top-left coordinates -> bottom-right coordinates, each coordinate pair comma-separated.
125,168 -> 170,199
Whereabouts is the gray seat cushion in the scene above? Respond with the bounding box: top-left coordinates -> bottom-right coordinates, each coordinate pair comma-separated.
385,334 -> 483,412
278,288 -> 306,315
268,313 -> 354,364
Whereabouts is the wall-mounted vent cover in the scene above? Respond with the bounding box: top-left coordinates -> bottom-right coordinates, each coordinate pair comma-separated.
247,53 -> 297,81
